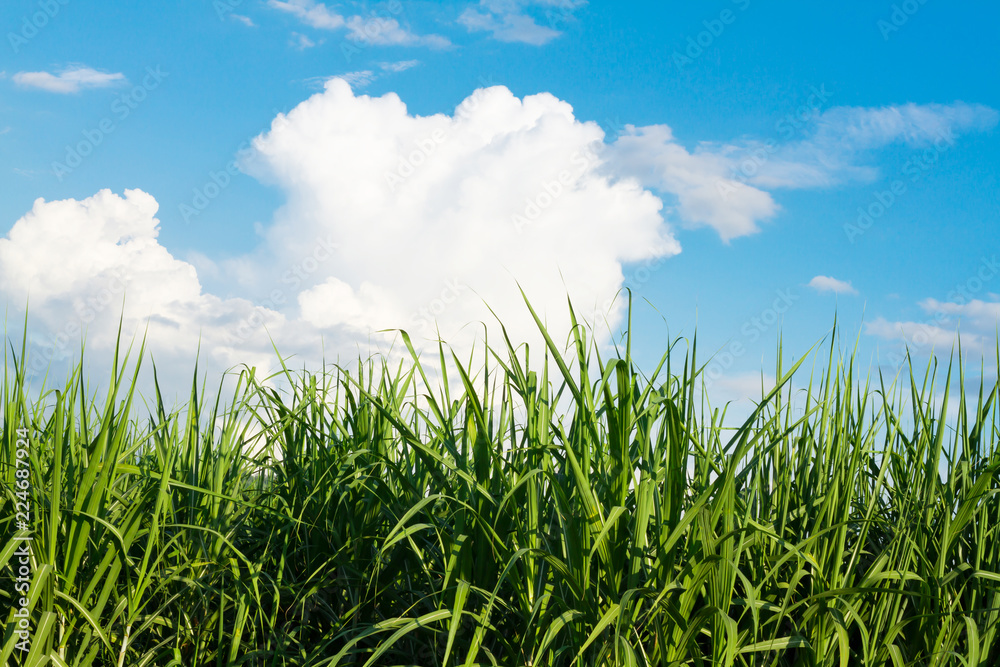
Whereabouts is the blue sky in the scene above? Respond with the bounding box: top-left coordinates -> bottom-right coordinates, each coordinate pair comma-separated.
2,0 -> 998,402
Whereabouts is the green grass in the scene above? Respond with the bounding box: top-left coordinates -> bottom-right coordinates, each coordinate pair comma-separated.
1,298 -> 999,666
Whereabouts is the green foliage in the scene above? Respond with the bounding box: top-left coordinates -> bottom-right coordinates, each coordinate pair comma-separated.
1,298 -> 999,666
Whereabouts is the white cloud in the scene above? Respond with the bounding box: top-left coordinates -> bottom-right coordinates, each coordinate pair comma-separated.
239,79 -> 678,357
459,0 -> 585,45
336,70 -> 376,88
380,60 -> 420,73
268,0 -> 450,48
697,370 -> 789,428
345,15 -> 449,48
231,14 -> 256,27
866,316 -> 983,353
808,275 -> 857,295
268,0 -> 344,29
716,102 -> 1000,191
0,190 -> 296,393
310,61 -> 420,91
606,124 -> 778,241
10,84 -> 993,404
605,101 -> 998,241
13,66 -> 126,94
812,102 -> 999,150
867,266 -> 1000,364
919,298 -> 1000,335
290,31 -> 317,49
1,83 -> 680,400
458,9 -> 558,45
709,371 -> 779,403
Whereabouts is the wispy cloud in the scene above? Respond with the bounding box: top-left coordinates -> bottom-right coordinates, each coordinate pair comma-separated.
290,32 -> 317,50
231,14 -> 256,27
268,0 -> 450,48
13,66 -> 126,94
866,258 -> 1000,359
268,0 -> 344,29
866,317 -> 982,352
607,101 -> 999,241
379,60 -> 420,73
919,297 -> 1000,333
808,275 -> 857,295
715,102 -> 1000,191
345,15 -> 449,48
306,61 -> 421,90
335,70 -> 376,89
459,0 -> 586,45
814,102 -> 999,150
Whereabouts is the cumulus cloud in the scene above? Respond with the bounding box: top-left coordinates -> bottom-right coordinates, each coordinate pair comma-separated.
0,189 -> 293,389
808,275 -> 857,295
13,66 -> 126,94
239,79 -> 677,357
1,83 -> 681,399
8,82 -> 992,404
459,0 -> 585,45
